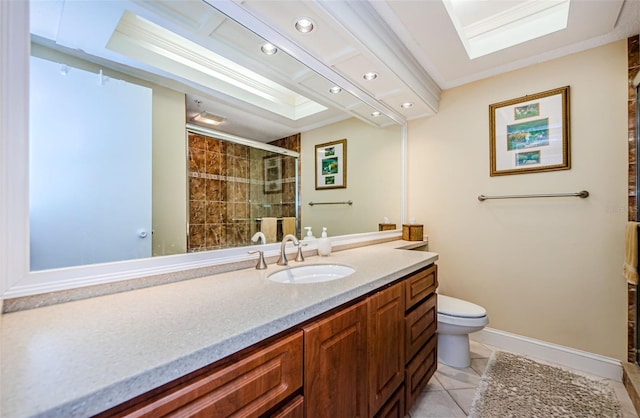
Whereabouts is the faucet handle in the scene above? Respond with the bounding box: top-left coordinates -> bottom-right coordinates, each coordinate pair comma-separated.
295,243 -> 307,262
248,250 -> 268,270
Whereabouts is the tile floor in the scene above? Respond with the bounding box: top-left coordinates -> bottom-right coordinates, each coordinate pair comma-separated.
407,339 -> 639,417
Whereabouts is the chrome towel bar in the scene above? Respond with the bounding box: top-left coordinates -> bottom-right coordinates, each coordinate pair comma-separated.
308,200 -> 353,206
478,190 -> 589,201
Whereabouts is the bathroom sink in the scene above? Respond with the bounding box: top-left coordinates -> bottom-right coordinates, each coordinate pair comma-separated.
268,264 -> 355,284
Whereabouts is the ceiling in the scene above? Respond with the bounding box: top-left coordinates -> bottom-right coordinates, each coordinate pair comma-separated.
30,0 -> 640,140
235,0 -> 640,117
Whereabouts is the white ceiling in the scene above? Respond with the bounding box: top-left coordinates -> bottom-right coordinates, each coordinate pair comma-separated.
237,0 -> 640,116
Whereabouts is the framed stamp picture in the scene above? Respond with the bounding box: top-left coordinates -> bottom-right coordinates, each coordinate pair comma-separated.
315,139 -> 347,190
263,155 -> 282,194
489,86 -> 570,176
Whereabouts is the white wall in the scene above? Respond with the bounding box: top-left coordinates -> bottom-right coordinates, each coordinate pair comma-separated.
31,44 -> 187,258
408,41 -> 628,359
301,118 -> 403,236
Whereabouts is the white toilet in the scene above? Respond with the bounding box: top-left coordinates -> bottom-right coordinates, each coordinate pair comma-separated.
437,294 -> 489,368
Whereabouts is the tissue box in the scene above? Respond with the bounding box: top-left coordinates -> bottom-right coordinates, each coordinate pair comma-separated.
402,224 -> 424,241
378,223 -> 397,231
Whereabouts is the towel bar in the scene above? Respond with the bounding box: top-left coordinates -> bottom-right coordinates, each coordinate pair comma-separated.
478,191 -> 589,201
308,200 -> 353,206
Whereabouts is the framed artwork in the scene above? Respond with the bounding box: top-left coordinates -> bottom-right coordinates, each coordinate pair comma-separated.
263,155 -> 282,194
489,86 -> 570,176
315,139 -> 347,189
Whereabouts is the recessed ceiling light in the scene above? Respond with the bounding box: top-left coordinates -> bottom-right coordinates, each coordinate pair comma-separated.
363,72 -> 378,81
295,18 -> 315,33
400,102 -> 414,109
371,111 -> 381,117
260,43 -> 278,56
329,86 -> 342,94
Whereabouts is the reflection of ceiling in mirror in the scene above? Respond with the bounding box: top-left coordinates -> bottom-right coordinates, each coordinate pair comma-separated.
29,0 -> 397,142
106,11 -> 328,121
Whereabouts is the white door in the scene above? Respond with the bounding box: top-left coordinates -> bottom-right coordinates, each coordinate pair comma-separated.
29,56 -> 152,271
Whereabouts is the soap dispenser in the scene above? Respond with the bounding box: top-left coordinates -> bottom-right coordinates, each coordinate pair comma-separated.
317,227 -> 332,256
303,226 -> 316,241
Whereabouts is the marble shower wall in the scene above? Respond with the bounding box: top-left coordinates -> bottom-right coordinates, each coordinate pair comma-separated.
187,132 -> 299,252
628,34 -> 639,363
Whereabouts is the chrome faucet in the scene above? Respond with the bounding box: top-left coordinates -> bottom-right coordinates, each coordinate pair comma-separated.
251,232 -> 266,245
277,234 -> 300,266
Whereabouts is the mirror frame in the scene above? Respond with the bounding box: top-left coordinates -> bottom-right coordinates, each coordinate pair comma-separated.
0,0 -> 407,300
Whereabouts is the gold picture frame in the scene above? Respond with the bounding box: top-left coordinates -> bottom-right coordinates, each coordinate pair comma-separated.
489,86 -> 570,176
315,139 -> 347,189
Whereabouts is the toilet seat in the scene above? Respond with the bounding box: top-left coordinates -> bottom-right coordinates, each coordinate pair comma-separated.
438,295 -> 486,317
438,295 -> 489,327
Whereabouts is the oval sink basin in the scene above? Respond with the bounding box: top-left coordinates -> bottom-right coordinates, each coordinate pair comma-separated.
268,264 -> 355,284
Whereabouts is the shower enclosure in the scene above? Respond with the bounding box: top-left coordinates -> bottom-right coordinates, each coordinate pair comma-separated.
187,128 -> 299,251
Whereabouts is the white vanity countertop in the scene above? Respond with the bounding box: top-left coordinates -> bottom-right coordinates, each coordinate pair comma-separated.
0,240 -> 438,418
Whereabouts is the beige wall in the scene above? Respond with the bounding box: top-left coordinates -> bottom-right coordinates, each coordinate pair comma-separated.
301,118 -> 403,237
408,41 -> 628,359
151,88 -> 187,256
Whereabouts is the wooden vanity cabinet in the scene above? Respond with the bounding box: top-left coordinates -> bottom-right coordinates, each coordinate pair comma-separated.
97,263 -> 438,418
303,269 -> 434,418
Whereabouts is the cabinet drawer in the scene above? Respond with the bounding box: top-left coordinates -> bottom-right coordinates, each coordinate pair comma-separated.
404,264 -> 438,311
405,294 -> 437,362
118,332 -> 303,418
269,395 -> 304,418
405,336 -> 437,414
374,385 -> 404,418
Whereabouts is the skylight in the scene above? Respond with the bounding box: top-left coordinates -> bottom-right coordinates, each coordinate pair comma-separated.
107,11 -> 327,120
442,0 -> 571,59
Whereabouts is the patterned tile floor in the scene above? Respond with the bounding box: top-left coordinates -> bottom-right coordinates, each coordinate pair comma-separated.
407,339 -> 639,417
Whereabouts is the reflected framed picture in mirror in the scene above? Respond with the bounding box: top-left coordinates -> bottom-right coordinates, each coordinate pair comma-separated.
264,155 -> 283,194
315,139 -> 347,190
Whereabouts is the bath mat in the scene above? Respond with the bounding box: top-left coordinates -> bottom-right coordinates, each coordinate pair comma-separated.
469,351 -> 622,418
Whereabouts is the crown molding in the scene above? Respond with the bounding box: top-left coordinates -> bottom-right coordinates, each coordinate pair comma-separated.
314,0 -> 441,114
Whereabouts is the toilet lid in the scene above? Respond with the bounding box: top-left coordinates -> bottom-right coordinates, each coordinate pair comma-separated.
438,294 -> 486,318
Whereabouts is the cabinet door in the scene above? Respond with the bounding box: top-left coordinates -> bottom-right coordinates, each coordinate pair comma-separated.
405,264 -> 437,311
368,283 -> 405,415
304,300 -> 368,418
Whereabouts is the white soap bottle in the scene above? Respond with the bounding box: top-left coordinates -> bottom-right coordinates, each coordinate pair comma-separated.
317,227 -> 332,256
303,226 -> 316,241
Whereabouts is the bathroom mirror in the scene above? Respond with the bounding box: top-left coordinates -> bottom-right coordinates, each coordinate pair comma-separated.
1,0 -> 405,296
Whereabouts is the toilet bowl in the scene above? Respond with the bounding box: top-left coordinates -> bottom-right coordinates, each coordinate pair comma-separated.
437,294 -> 489,368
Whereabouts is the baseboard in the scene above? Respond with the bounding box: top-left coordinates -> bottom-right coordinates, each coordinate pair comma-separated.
471,327 -> 622,381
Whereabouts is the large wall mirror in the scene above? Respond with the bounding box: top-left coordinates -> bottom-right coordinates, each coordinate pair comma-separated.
1,0 -> 405,297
